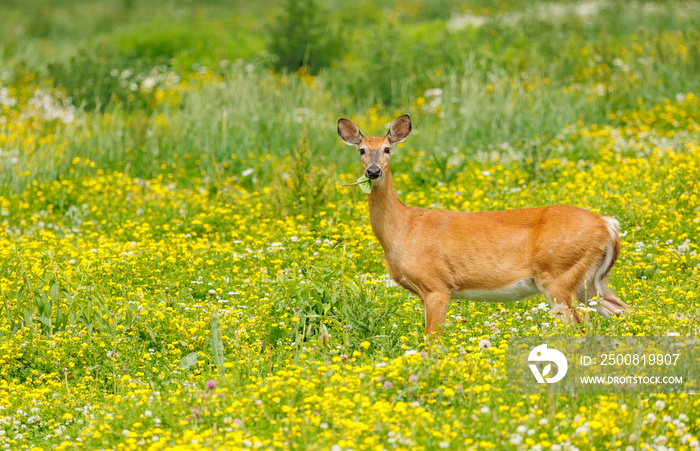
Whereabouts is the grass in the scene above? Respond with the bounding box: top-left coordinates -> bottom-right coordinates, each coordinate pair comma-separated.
0,0 -> 699,449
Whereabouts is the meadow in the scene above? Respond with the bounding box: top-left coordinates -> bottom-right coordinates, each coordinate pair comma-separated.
0,0 -> 699,449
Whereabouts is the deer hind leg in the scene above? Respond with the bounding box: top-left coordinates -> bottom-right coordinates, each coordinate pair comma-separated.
422,291 -> 451,336
539,272 -> 585,325
578,276 -> 633,317
543,286 -> 582,325
598,283 -> 633,315
577,250 -> 633,317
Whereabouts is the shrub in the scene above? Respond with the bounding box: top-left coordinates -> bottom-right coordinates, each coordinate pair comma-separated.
270,129 -> 337,218
47,21 -> 243,110
268,0 -> 343,74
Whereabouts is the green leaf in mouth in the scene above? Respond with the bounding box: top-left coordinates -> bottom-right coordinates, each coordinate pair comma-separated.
341,175 -> 372,193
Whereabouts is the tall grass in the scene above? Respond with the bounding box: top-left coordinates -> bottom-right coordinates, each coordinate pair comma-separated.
1,0 -> 698,192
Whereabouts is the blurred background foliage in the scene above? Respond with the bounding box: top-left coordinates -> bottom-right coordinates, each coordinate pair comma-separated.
0,0 -> 698,189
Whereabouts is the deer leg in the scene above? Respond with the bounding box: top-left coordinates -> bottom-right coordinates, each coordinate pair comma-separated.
576,255 -> 633,317
422,291 -> 451,336
540,279 -> 583,325
576,278 -> 626,316
598,282 -> 633,315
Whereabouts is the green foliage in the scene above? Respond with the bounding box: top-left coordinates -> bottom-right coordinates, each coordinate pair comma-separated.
268,0 -> 343,74
270,129 -> 337,217
334,20 -> 412,106
47,40 -> 164,110
46,20 -> 261,110
2,249 -> 138,338
114,23 -> 221,68
272,261 -> 345,343
337,279 -> 397,345
209,307 -> 226,376
271,250 -> 399,351
180,351 -> 199,370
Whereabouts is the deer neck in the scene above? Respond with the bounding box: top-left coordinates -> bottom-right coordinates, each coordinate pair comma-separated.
368,169 -> 408,254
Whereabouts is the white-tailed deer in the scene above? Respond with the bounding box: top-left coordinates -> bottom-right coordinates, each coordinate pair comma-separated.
337,114 -> 632,335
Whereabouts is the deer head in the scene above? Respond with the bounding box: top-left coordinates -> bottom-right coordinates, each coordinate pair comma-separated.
337,114 -> 412,184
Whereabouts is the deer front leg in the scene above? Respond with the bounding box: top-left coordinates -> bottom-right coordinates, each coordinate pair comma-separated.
422,292 -> 451,336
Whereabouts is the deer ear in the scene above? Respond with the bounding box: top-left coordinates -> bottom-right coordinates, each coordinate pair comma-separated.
337,118 -> 363,146
387,114 -> 411,144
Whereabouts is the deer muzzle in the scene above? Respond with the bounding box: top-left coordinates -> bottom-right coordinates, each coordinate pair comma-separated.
366,165 -> 382,180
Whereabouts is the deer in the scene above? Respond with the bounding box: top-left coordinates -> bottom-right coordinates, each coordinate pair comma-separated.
337,113 -> 632,335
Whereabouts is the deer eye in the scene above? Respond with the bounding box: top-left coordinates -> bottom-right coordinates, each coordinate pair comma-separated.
384,147 -> 391,154
359,148 -> 366,155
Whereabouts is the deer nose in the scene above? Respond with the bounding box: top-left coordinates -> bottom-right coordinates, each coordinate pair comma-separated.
366,165 -> 382,180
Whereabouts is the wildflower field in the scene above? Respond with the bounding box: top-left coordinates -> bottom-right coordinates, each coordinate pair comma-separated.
1,0 -> 699,449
